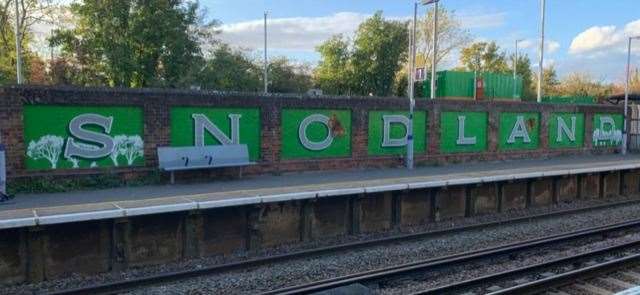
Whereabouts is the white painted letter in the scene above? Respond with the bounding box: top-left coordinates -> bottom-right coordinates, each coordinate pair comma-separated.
382,115 -> 410,147
64,114 -> 115,159
193,114 -> 241,146
456,116 -> 477,145
507,116 -> 532,143
299,114 -> 333,151
557,116 -> 576,142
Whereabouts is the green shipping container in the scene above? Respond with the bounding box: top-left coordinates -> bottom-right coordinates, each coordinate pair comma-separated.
542,96 -> 597,105
483,72 -> 523,100
422,71 -> 523,100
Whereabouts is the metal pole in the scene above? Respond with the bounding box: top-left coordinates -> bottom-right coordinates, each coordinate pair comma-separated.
407,2 -> 417,170
263,11 -> 268,94
14,0 -> 23,84
623,37 -> 637,155
430,1 -> 438,99
513,40 -> 519,99
537,0 -> 546,103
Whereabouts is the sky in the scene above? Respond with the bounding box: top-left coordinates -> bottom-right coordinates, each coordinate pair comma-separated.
202,0 -> 640,83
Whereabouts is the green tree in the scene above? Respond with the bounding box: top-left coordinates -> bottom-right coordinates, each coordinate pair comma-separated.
350,11 -> 409,96
417,5 -> 471,71
314,35 -> 352,95
50,0 -> 210,88
268,57 -> 313,94
510,54 -> 534,100
532,65 -> 561,97
0,0 -> 50,84
459,41 -> 509,73
557,72 -> 614,98
197,44 -> 261,92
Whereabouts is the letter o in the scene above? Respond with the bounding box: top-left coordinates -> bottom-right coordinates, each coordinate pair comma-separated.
298,114 -> 333,151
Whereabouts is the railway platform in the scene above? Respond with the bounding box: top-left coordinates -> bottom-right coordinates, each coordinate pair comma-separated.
3,154 -> 640,284
1,154 -> 640,229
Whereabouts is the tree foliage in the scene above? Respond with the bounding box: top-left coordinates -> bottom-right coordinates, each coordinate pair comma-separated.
0,0 -> 52,84
197,44 -> 261,92
531,65 -> 560,97
314,35 -> 352,95
350,12 -> 409,96
459,41 -> 509,73
50,0 -> 207,88
314,12 -> 408,96
557,72 -> 614,98
268,57 -> 313,94
416,5 -> 471,70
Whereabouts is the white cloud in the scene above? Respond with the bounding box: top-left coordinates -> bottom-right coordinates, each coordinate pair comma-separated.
569,19 -> 640,56
218,10 -> 507,54
218,12 -> 370,52
458,12 -> 507,29
519,39 -> 560,54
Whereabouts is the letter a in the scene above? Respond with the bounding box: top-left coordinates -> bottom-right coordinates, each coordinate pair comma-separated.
507,116 -> 531,143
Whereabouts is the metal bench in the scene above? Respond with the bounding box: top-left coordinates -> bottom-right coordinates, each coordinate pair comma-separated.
157,144 -> 255,184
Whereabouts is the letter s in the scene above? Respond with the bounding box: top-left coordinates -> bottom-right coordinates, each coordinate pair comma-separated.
64,114 -> 115,159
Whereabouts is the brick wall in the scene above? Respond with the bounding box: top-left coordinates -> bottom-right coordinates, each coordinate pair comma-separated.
0,86 -> 624,180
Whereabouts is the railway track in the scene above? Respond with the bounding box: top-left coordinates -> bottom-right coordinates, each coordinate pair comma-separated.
265,219 -> 640,295
417,241 -> 640,294
48,198 -> 640,295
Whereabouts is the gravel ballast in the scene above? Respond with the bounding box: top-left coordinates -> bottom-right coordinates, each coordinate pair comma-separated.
4,197 -> 640,295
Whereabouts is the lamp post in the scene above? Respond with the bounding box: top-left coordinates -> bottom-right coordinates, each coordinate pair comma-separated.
422,0 -> 439,100
537,0 -> 546,103
407,2 -> 419,169
514,39 -> 523,99
14,0 -> 23,84
623,36 -> 640,155
263,11 -> 268,94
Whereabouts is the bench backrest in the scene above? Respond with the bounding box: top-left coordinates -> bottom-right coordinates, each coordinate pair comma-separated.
158,144 -> 252,170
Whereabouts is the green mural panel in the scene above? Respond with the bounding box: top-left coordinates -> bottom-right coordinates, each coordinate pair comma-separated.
23,105 -> 144,170
548,112 -> 585,148
368,111 -> 427,156
592,113 -> 623,147
170,107 -> 261,160
281,109 -> 351,159
498,112 -> 540,150
440,111 -> 488,153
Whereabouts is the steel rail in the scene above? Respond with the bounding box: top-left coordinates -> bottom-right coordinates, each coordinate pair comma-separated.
47,198 -> 640,295
416,241 -> 640,294
265,218 -> 640,295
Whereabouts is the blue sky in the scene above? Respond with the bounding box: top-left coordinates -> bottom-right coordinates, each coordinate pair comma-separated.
202,0 -> 640,82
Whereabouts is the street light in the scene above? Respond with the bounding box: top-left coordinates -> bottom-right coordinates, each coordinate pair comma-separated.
263,11 -> 268,94
537,0 -> 546,103
407,2 -> 418,169
422,0 -> 439,100
407,0 -> 439,169
514,39 -> 523,99
622,36 -> 640,155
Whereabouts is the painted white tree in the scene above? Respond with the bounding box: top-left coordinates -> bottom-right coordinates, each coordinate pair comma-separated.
26,135 -> 65,169
66,156 -> 80,168
116,135 -> 144,166
110,135 -> 127,166
66,143 -> 100,168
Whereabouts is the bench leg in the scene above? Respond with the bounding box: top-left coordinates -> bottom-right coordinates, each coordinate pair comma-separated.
170,171 -> 175,185
239,167 -> 243,178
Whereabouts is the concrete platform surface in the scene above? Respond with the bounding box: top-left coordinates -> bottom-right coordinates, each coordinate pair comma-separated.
1,154 -> 640,229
